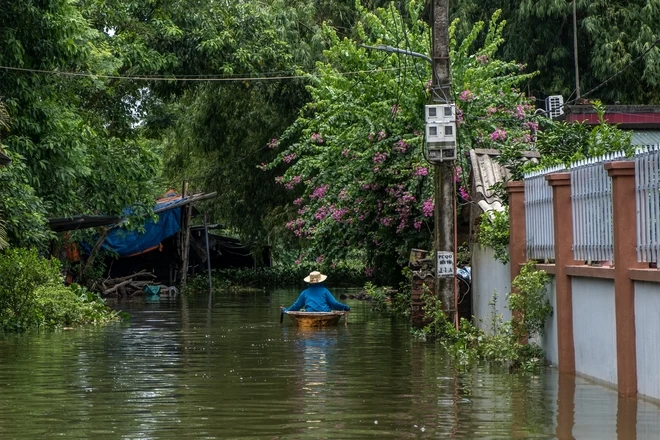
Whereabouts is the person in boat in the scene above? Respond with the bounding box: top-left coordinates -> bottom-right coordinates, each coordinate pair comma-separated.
281,270 -> 350,313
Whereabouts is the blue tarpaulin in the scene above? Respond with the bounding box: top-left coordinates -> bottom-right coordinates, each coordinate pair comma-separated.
98,196 -> 185,257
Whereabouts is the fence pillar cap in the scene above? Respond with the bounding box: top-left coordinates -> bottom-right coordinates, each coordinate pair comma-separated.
545,171 -> 571,186
505,181 -> 524,193
604,160 -> 635,177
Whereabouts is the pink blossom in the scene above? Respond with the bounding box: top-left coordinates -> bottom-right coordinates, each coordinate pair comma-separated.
414,219 -> 422,230
415,167 -> 428,176
380,217 -> 393,227
459,90 -> 474,102
489,129 -> 507,141
316,255 -> 324,264
455,166 -> 462,182
373,152 -> 387,164
293,197 -> 304,205
391,104 -> 399,117
258,162 -> 268,171
368,133 -> 375,141
311,133 -> 324,144
314,206 -> 329,220
342,149 -> 350,158
284,175 -> 302,190
422,198 -> 434,217
267,138 -> 278,149
456,108 -> 464,124
459,186 -> 470,200
476,54 -> 489,64
310,184 -> 329,200
283,153 -> 297,163
377,131 -> 387,141
393,140 -> 409,153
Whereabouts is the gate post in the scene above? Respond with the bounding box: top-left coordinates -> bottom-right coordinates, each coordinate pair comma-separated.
605,161 -> 643,397
546,172 -> 578,374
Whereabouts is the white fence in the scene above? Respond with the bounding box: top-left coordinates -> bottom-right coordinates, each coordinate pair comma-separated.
635,145 -> 660,263
570,152 -> 625,263
524,165 -> 565,261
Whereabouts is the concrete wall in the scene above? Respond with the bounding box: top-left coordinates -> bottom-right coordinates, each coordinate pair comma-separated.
572,277 -> 617,385
471,245 -> 511,334
635,281 -> 660,401
542,276 -> 558,367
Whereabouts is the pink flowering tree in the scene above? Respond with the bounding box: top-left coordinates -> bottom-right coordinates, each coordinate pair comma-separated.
265,2 -> 434,280
267,5 -> 546,281
449,10 -> 542,186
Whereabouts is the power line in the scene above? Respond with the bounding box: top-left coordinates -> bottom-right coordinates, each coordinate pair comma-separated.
564,38 -> 660,106
0,65 -> 407,82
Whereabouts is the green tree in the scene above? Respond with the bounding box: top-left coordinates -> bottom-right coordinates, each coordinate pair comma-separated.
0,0 -> 163,250
267,4 -> 536,282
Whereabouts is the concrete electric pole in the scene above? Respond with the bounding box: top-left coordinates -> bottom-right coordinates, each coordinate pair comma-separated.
431,0 -> 456,320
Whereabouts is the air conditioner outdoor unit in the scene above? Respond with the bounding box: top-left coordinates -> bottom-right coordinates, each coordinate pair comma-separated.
545,95 -> 564,119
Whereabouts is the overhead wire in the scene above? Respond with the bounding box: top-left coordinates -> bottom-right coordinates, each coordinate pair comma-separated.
0,64 -> 407,82
563,37 -> 660,107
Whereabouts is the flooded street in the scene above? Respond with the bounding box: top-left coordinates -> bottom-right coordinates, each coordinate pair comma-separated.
0,288 -> 659,439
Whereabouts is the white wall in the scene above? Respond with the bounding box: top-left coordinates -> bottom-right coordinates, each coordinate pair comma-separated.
541,276 -> 558,366
572,277 -> 617,385
635,281 -> 660,402
471,245 -> 511,334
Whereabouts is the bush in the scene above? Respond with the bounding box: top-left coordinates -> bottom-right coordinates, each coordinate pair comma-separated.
477,207 -> 510,263
185,263 -> 365,293
0,248 -> 119,331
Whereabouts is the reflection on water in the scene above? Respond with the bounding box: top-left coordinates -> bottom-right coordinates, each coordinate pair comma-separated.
0,288 -> 658,439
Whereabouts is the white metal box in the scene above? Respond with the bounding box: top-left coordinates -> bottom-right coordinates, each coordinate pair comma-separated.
425,104 -> 456,123
425,122 -> 456,143
426,141 -> 457,162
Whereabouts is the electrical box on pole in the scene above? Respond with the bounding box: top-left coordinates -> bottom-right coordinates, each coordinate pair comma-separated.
425,104 -> 456,162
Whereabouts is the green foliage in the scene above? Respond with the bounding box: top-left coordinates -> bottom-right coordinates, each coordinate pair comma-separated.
362,281 -> 392,312
0,248 -> 119,331
455,0 -> 660,103
477,207 -> 510,263
185,263 -> 365,293
414,290 -> 545,371
523,101 -> 634,174
509,262 -> 552,338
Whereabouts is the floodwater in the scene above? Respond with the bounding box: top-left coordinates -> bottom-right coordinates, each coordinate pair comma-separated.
0,288 -> 659,439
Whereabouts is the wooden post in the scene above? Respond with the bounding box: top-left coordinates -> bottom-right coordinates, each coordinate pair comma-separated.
179,181 -> 192,285
204,212 -> 213,291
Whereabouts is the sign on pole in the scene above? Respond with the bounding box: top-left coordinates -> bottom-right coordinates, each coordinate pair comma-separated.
436,251 -> 454,278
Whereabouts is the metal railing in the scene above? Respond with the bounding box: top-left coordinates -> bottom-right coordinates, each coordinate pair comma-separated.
635,145 -> 660,263
524,165 -> 565,261
570,152 -> 626,263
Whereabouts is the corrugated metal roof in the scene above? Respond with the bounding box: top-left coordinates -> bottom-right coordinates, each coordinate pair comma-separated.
469,148 -> 539,215
631,130 -> 660,146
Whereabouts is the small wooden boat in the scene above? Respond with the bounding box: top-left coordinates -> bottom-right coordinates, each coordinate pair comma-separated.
284,311 -> 347,327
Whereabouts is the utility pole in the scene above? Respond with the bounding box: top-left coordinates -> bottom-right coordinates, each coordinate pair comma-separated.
572,0 -> 580,99
431,0 -> 456,319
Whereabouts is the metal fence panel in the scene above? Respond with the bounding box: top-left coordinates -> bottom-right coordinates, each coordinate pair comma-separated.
635,145 -> 660,263
524,165 -> 565,261
570,152 -> 626,263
